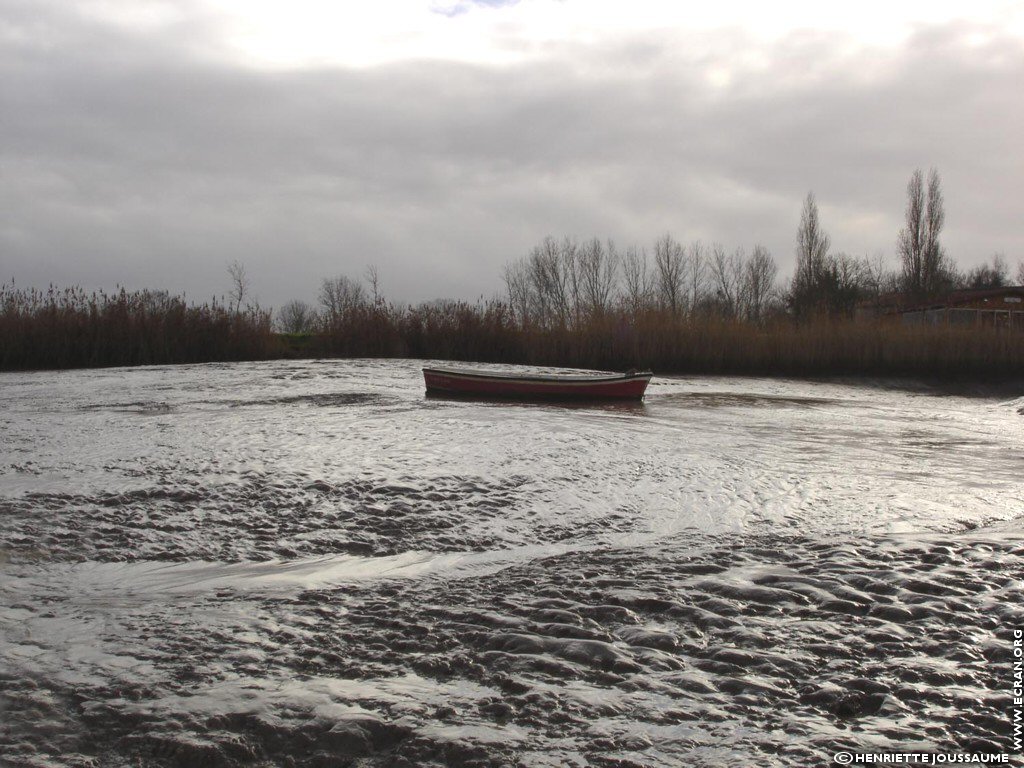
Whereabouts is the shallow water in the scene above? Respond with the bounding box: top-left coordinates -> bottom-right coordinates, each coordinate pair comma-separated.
1,359 -> 1022,766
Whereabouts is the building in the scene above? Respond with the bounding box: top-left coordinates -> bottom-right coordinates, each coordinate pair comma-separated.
900,286 -> 1024,329
858,286 -> 1024,329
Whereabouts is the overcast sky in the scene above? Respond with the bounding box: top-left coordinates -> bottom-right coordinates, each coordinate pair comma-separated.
2,0 -> 1022,307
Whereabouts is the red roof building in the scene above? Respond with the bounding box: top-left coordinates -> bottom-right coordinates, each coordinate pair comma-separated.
858,286 -> 1024,329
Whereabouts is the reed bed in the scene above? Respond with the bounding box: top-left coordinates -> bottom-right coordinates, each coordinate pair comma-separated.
303,302 -> 1024,380
0,284 -> 275,370
4,284 -> 1023,379
484,313 -> 1024,379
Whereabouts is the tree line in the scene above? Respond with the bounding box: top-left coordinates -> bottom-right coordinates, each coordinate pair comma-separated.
275,168 -> 1021,334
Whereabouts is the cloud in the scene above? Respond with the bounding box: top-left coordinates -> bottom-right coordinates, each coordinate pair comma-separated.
1,0 -> 1022,307
431,0 -> 521,19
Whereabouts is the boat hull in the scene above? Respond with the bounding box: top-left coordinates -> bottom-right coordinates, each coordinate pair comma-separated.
422,367 -> 652,400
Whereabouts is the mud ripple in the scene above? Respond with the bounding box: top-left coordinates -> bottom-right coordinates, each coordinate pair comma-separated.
0,471 -> 636,564
2,533 -> 1019,766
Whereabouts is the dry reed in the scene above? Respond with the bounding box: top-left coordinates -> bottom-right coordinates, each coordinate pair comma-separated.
4,284 -> 1022,379
0,284 -> 275,370
309,303 -> 1024,380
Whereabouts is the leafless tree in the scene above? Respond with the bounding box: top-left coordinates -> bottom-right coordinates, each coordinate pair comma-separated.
319,275 -> 366,323
898,168 -> 948,296
621,245 -> 652,315
687,241 -> 708,315
1017,259 -> 1024,286
504,233 -> 787,326
227,260 -> 250,313
654,233 -> 686,315
965,253 -> 1010,289
276,300 -> 317,333
744,245 -> 777,322
923,170 -> 947,290
504,237 -> 581,327
709,244 -> 744,318
898,170 -> 926,294
829,252 -> 868,315
860,251 -> 892,300
794,193 -> 830,291
578,238 -> 619,318
365,265 -> 381,305
503,260 -> 532,325
563,239 -> 583,326
527,237 -> 575,327
791,192 -> 831,317
992,253 -> 1008,284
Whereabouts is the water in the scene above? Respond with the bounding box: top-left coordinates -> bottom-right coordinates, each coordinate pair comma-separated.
1,359 -> 1021,767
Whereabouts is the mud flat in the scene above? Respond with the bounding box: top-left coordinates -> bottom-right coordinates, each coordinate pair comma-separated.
1,360 -> 1021,766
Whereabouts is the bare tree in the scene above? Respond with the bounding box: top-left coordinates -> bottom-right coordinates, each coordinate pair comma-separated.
791,192 -> 831,317
992,253 -> 1008,285
687,240 -> 708,315
562,238 -> 583,326
524,246 -> 550,325
898,168 -> 948,296
898,170 -> 925,295
965,253 -> 1009,289
277,300 -> 317,333
861,251 -> 892,300
621,245 -> 652,315
503,233 -> 784,325
227,260 -> 250,313
654,233 -> 686,315
578,238 -> 619,318
744,245 -> 777,323
794,193 -> 830,289
319,275 -> 366,324
826,252 -> 867,316
502,236 -> 584,328
1017,259 -> 1024,286
923,169 -> 947,291
709,244 -> 744,318
365,265 -> 381,305
527,237 -> 575,327
503,260 -> 532,325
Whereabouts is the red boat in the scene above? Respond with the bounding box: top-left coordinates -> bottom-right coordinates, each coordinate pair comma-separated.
422,366 -> 653,400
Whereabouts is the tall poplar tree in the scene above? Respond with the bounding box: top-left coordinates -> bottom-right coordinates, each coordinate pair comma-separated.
898,168 -> 946,296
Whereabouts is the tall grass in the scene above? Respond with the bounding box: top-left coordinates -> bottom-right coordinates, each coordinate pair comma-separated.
4,283 -> 1023,379
0,284 -> 275,370
291,299 -> 524,363
308,301 -> 1024,380
513,312 -> 1024,379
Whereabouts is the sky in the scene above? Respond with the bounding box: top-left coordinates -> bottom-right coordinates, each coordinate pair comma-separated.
2,0 -> 1023,308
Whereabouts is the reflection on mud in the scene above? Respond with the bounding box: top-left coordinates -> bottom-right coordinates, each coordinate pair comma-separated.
1,359 -> 1022,766
426,390 -> 649,415
650,391 -> 835,408
226,392 -> 390,409
79,400 -> 177,414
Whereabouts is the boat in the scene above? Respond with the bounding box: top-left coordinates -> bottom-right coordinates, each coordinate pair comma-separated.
422,366 -> 653,400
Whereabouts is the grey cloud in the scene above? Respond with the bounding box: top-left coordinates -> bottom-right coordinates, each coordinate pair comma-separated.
2,2 -> 1022,308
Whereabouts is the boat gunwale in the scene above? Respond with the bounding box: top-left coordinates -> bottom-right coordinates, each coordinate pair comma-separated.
421,367 -> 653,385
